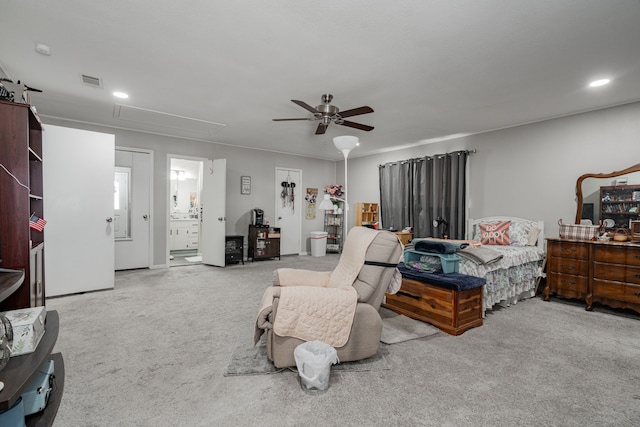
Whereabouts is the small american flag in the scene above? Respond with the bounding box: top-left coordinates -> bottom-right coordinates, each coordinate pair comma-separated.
29,214 -> 46,232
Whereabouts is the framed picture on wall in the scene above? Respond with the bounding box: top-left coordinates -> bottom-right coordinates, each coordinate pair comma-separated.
241,176 -> 251,195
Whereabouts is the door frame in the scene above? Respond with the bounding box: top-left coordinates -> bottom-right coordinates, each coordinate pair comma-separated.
166,154 -> 206,266
116,146 -> 154,269
275,167 -> 303,255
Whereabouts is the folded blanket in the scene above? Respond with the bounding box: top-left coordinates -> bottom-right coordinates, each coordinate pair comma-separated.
457,246 -> 503,265
273,286 -> 358,347
414,239 -> 458,254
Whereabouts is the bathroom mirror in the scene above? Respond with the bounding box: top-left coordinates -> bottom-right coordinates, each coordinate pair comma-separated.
575,163 -> 640,225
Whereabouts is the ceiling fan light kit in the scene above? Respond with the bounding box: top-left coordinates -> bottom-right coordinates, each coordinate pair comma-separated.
273,94 -> 374,135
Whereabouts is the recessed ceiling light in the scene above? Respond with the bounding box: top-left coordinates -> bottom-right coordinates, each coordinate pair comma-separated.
588,78 -> 611,88
113,91 -> 129,99
35,43 -> 52,56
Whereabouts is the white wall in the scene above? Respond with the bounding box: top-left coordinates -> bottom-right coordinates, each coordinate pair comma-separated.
346,101 -> 640,238
44,100 -> 640,263
43,118 -> 337,266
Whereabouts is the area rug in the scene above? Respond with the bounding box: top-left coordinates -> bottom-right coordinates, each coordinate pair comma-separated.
379,307 -> 441,344
224,338 -> 390,377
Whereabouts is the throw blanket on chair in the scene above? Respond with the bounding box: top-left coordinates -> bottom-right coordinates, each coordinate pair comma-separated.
273,286 -> 358,347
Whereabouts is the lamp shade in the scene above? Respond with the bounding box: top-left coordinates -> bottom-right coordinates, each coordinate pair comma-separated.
333,136 -> 359,156
318,194 -> 334,210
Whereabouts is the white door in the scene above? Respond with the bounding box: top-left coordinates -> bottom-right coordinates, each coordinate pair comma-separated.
275,168 -> 302,255
201,158 -> 227,267
115,149 -> 151,270
43,125 -> 115,296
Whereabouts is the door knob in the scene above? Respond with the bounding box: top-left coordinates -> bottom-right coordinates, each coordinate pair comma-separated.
218,217 -> 227,221
106,217 -> 113,223
278,216 -> 282,220
143,215 -> 148,220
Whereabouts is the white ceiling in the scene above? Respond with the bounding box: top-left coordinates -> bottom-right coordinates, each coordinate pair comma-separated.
1,1 -> 640,161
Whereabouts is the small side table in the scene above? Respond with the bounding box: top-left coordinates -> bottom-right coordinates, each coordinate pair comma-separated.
225,235 -> 244,265
395,232 -> 413,245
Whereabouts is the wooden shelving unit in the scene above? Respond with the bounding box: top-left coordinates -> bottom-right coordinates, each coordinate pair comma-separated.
248,226 -> 281,261
355,202 -> 379,227
0,100 -> 63,425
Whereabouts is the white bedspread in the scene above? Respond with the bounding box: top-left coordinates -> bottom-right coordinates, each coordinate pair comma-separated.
459,246 -> 545,313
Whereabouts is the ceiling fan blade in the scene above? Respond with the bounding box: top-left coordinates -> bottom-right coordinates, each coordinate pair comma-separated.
291,99 -> 320,114
339,120 -> 374,132
272,118 -> 314,121
315,123 -> 328,135
338,106 -> 374,118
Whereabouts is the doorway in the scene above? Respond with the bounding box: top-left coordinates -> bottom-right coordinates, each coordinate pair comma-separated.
169,157 -> 203,266
275,167 -> 302,255
167,156 -> 227,267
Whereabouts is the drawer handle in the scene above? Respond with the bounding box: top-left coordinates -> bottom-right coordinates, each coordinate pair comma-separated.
560,279 -> 576,286
636,274 -> 640,279
561,248 -> 577,254
560,264 -> 576,271
634,292 -> 640,298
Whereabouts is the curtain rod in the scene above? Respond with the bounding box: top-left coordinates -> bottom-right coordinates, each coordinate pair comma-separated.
378,149 -> 476,168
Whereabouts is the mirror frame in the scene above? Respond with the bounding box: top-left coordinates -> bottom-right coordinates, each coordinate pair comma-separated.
575,163 -> 640,224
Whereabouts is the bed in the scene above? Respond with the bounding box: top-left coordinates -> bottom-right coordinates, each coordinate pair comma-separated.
383,217 -> 546,334
392,216 -> 546,316
462,216 -> 546,313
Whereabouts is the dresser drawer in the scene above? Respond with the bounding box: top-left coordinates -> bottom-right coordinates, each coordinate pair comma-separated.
548,272 -> 588,298
548,241 -> 589,260
593,279 -> 640,304
594,245 -> 640,267
594,262 -> 640,285
549,256 -> 588,276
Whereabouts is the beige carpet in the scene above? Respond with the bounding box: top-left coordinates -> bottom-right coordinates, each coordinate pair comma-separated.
45,256 -> 640,426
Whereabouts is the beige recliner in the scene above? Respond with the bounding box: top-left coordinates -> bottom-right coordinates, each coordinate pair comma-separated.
254,227 -> 403,368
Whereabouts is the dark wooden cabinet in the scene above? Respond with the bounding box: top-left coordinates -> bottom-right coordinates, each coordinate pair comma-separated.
248,225 -> 280,261
225,235 -> 244,265
0,100 -> 44,310
545,237 -> 640,314
0,100 -> 63,425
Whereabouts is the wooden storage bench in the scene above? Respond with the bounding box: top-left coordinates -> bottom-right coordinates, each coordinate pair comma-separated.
383,270 -> 485,336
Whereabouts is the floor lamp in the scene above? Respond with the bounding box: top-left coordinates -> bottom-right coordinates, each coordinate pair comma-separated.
332,135 -> 359,243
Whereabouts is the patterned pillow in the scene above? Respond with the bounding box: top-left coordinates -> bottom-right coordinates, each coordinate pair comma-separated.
479,221 -> 511,245
509,221 -> 532,246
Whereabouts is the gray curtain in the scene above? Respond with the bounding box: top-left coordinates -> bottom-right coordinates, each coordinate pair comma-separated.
379,150 -> 468,239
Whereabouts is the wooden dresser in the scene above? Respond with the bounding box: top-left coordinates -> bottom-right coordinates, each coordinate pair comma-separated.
545,238 -> 640,313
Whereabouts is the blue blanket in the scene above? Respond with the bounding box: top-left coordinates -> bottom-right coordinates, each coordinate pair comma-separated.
414,239 -> 459,254
398,262 -> 485,291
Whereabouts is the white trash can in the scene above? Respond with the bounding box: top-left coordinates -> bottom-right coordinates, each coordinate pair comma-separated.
294,341 -> 338,392
310,231 -> 328,257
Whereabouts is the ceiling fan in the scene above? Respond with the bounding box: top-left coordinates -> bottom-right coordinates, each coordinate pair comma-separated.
272,94 -> 374,135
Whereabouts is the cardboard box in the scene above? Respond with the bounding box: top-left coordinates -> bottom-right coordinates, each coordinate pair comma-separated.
0,306 -> 46,357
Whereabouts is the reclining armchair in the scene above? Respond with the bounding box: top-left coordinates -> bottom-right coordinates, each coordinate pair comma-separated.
255,227 -> 403,368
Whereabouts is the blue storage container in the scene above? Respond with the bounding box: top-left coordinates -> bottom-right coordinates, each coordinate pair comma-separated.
21,359 -> 54,416
404,249 -> 460,274
0,396 -> 26,427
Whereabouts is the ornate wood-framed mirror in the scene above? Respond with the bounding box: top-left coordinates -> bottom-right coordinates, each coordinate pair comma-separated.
575,163 -> 640,226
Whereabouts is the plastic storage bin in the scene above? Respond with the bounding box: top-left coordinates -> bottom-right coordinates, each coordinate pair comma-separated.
404,249 -> 460,274
310,231 -> 328,257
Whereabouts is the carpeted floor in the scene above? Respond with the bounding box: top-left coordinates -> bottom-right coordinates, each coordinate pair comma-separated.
46,254 -> 640,426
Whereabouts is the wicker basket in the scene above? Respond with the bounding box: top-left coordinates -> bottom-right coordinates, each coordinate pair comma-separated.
558,219 -> 599,240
